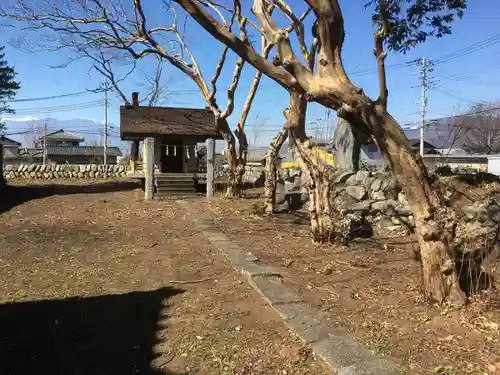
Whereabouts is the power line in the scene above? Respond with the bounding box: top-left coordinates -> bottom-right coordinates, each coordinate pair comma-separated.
12,100 -> 103,112
436,73 -> 500,88
345,32 -> 500,78
347,60 -> 419,77
11,101 -> 105,115
431,86 -> 476,104
5,89 -> 103,103
401,105 -> 500,127
432,33 -> 500,66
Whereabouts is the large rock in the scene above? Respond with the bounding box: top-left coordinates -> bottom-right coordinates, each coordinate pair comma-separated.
372,199 -> 398,214
370,190 -> 386,200
345,175 -> 358,186
462,205 -> 477,221
371,200 -> 389,212
356,170 -> 371,184
334,171 -> 356,184
346,185 -> 367,200
487,204 -> 500,222
370,178 -> 383,192
348,200 -> 373,214
395,205 -> 412,216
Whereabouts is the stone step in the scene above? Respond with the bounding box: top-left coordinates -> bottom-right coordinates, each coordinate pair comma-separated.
156,181 -> 196,187
156,186 -> 197,192
154,192 -> 201,198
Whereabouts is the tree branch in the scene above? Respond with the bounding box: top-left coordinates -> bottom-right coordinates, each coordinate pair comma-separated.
221,56 -> 245,119
307,38 -> 319,72
220,2 -> 249,119
234,37 -> 273,166
81,49 -> 132,105
274,1 -> 312,61
303,0 -> 349,82
208,13 -> 236,106
208,46 -> 229,105
374,0 -> 390,110
174,0 -> 298,90
237,41 -> 273,130
252,0 -> 313,86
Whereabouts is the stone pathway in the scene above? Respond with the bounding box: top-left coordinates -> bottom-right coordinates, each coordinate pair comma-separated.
178,200 -> 400,375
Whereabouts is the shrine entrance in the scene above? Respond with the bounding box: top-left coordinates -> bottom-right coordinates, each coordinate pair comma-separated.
161,144 -> 184,173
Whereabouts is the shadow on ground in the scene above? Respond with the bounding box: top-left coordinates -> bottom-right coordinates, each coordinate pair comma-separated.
0,180 -> 141,214
0,287 -> 185,375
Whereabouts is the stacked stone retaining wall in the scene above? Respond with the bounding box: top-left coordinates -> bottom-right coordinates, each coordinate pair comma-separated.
3,164 -> 128,180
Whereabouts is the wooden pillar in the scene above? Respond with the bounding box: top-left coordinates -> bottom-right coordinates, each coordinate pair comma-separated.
144,137 -> 155,200
206,138 -> 215,198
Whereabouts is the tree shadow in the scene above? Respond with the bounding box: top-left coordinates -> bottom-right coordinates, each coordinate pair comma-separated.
0,287 -> 186,375
0,180 -> 141,214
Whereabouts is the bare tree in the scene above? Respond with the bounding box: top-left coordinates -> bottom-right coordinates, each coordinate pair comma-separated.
264,125 -> 288,214
1,0 -> 275,197
168,0 -> 469,304
2,0 -> 472,303
462,102 -> 500,154
75,48 -> 167,107
264,31 -> 317,216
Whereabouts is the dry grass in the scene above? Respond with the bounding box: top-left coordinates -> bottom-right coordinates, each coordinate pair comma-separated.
0,179 -> 328,375
201,190 -> 500,375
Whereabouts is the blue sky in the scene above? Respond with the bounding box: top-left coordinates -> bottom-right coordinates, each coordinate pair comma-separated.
1,0 -> 500,149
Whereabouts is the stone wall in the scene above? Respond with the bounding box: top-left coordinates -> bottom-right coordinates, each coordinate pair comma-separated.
279,169 -> 500,237
329,170 -> 411,225
215,164 -> 264,185
3,164 -> 128,180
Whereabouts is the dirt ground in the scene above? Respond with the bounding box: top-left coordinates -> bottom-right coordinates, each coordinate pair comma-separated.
201,185 -> 500,375
0,180 -> 328,375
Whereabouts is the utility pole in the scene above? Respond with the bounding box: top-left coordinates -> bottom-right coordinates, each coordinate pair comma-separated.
43,122 -> 47,166
418,57 -> 431,157
103,79 -> 108,165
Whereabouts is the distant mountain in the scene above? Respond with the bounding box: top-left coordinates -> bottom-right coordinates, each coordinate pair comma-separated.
403,116 -> 469,150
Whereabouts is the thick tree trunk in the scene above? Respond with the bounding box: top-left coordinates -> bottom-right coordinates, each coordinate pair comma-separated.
332,117 -> 365,171
264,126 -> 288,215
174,0 -> 467,303
292,134 -> 334,242
234,129 -> 248,192
216,117 -> 240,198
287,92 -> 335,243
351,105 -> 467,304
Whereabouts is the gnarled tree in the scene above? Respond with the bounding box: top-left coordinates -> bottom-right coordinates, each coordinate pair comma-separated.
172,0 -> 469,304
263,124 -> 288,214
0,0 -> 270,197
263,6 -> 316,215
